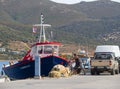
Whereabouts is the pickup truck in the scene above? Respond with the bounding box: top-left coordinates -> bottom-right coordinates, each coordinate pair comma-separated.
91,45 -> 120,75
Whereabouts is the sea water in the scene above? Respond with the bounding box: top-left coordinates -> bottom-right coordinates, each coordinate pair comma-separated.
0,61 -> 8,76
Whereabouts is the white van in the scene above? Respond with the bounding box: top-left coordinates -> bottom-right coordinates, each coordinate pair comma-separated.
95,45 -> 120,57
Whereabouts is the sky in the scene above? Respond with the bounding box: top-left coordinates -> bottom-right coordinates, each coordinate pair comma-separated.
50,0 -> 120,4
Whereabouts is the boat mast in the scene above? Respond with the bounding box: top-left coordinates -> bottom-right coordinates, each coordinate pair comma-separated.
33,14 -> 51,43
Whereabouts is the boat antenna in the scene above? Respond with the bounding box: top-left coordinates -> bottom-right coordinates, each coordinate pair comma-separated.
39,13 -> 44,42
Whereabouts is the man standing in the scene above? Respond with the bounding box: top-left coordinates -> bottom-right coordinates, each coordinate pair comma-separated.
71,53 -> 81,74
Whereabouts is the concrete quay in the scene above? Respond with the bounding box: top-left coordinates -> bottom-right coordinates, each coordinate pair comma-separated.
0,74 -> 120,89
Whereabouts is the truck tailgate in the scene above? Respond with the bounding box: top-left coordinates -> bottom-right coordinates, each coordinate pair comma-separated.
91,60 -> 110,67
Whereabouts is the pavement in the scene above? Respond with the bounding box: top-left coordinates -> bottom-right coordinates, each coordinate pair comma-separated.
0,73 -> 120,89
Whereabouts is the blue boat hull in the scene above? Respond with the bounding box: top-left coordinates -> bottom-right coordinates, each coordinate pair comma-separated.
3,56 -> 68,80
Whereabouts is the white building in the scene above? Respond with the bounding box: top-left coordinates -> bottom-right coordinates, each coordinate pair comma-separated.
0,48 -> 6,52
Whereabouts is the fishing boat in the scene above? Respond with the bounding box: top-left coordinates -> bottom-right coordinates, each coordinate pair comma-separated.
3,14 -> 68,80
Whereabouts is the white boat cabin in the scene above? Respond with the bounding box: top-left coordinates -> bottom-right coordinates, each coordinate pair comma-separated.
30,42 -> 61,58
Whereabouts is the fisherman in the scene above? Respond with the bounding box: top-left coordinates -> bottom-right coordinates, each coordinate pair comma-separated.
71,53 -> 81,74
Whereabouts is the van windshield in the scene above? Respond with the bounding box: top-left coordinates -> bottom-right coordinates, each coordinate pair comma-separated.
94,53 -> 114,60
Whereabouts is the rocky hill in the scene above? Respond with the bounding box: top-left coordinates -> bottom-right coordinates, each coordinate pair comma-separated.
0,0 -> 120,47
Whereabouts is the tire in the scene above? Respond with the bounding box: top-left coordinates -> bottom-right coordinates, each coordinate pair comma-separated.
97,71 -> 100,75
91,69 -> 95,75
119,66 -> 120,73
115,68 -> 119,74
111,69 -> 115,75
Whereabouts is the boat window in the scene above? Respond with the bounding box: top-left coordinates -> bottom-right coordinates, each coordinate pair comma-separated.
54,46 -> 58,49
38,46 -> 43,54
30,46 -> 37,56
54,46 -> 58,52
44,46 -> 53,54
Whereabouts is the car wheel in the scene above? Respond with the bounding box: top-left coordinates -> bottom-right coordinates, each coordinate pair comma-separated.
111,69 -> 115,75
97,71 -> 100,75
91,69 -> 95,75
115,67 -> 119,74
